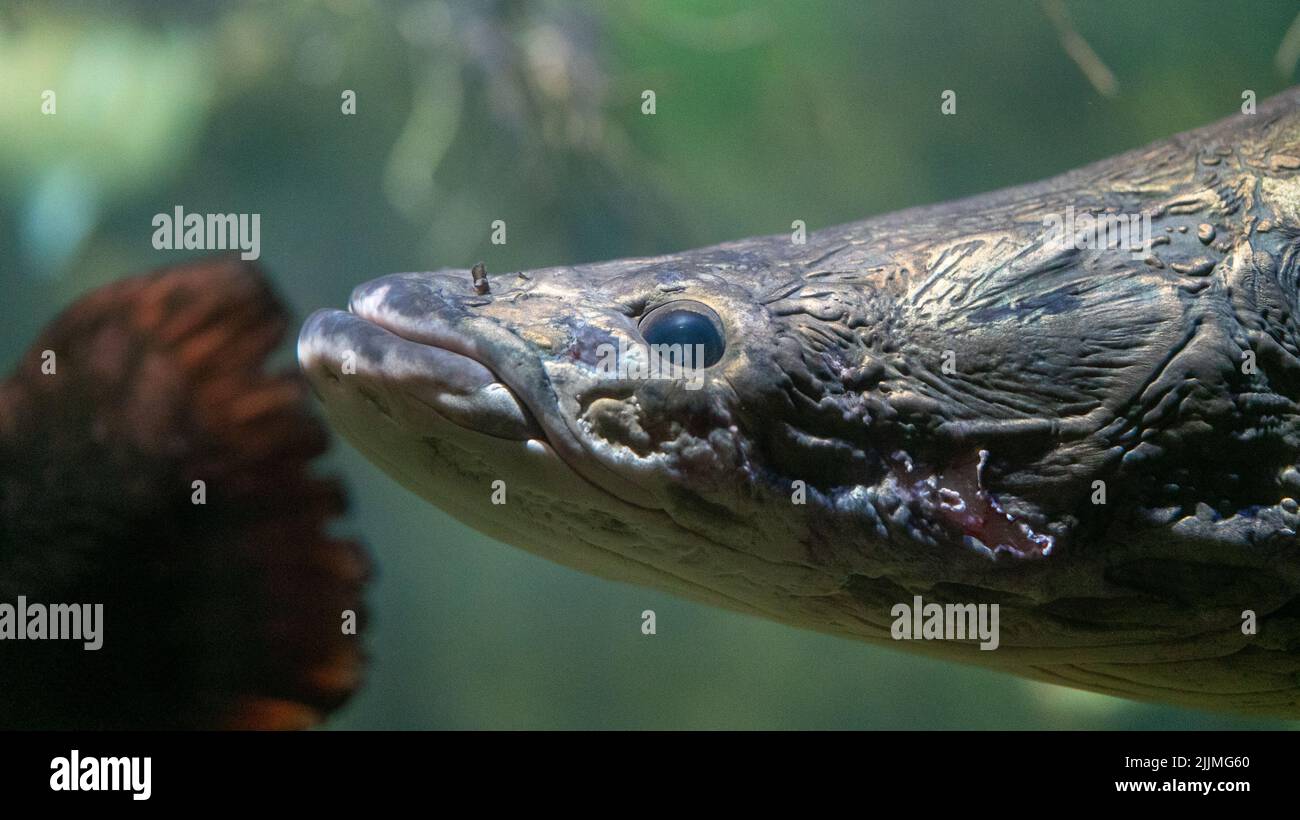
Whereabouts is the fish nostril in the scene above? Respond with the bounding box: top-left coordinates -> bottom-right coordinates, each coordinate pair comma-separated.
471,262 -> 490,295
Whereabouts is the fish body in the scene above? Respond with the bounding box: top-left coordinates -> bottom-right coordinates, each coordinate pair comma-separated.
300,90 -> 1300,716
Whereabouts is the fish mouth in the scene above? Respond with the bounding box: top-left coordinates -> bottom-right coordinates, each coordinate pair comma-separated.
298,273 -> 659,510
298,307 -> 545,442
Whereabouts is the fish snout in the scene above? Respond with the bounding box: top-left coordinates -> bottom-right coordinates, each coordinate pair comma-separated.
297,305 -> 542,442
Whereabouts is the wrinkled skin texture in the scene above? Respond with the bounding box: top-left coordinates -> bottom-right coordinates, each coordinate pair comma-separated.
301,90 -> 1300,717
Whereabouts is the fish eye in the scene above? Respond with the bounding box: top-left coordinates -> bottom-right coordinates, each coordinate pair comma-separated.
638,300 -> 726,367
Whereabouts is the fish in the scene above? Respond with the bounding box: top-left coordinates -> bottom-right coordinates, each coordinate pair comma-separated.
0,257 -> 369,729
299,89 -> 1300,718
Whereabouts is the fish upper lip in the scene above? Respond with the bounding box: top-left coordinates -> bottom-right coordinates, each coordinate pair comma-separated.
345,276 -> 662,510
343,301 -> 540,441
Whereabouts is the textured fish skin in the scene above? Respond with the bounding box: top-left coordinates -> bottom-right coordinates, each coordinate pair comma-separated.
302,89 -> 1300,717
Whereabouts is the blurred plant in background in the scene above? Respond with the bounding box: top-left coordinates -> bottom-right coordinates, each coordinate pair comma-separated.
2,0 -> 1298,729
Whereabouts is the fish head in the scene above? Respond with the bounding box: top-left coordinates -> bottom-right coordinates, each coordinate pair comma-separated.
297,247 -> 872,616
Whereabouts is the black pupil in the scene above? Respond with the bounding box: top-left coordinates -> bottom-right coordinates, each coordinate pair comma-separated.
641,309 -> 725,368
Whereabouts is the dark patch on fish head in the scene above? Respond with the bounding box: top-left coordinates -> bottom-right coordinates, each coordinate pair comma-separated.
554,316 -> 619,366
